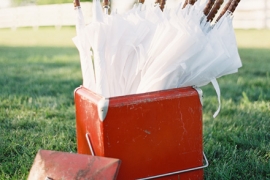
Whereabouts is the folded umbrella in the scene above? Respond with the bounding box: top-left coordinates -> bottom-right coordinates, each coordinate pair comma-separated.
137,0 -> 207,93
72,0 -> 96,92
73,0 -> 243,117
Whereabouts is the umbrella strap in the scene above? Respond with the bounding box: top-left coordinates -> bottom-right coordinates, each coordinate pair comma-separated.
211,78 -> 221,118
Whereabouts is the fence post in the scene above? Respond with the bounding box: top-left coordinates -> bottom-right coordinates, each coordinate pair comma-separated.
264,0 -> 268,28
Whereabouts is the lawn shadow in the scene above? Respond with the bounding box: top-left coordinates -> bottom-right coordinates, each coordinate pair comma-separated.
0,46 -> 82,178
0,46 -> 82,98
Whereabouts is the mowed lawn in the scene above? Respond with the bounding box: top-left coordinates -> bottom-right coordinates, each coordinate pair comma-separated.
0,27 -> 269,179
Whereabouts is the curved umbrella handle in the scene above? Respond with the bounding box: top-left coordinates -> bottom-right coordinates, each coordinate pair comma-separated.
138,0 -> 145,3
182,0 -> 188,8
73,0 -> 80,7
189,0 -> 196,5
207,0 -> 224,22
155,0 -> 160,6
182,0 -> 197,9
227,0 -> 241,13
215,0 -> 233,22
154,0 -> 167,11
160,0 -> 166,11
203,0 -> 215,16
103,0 -> 110,9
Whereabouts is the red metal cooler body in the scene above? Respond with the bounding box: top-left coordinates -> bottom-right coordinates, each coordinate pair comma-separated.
74,86 -> 205,180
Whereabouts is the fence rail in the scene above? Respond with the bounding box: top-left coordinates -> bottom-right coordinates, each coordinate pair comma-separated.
0,2 -> 93,29
0,1 -> 269,29
233,0 -> 270,29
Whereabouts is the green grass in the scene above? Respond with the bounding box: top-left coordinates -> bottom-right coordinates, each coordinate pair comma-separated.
0,27 -> 81,179
202,30 -> 270,179
0,27 -> 270,179
0,27 -> 75,47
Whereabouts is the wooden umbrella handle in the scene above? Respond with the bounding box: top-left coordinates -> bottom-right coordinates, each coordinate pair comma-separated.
228,0 -> 241,13
138,0 -> 145,3
189,0 -> 196,5
203,0 -> 215,16
183,0 -> 196,9
182,0 -> 188,8
215,0 -> 233,22
103,0 -> 110,8
73,0 -> 80,7
207,0 -> 224,22
160,0 -> 166,11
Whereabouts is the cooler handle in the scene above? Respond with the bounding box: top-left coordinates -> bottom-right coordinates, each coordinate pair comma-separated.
86,133 -> 208,179
86,133 -> 95,156
137,152 -> 209,180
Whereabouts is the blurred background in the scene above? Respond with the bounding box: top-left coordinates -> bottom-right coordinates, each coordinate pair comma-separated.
0,0 -> 269,29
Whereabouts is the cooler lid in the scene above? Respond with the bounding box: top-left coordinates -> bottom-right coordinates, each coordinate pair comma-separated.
28,150 -> 121,180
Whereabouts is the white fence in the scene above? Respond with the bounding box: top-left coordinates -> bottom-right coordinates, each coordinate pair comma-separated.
0,1 -> 270,29
233,0 -> 270,29
0,2 -> 93,29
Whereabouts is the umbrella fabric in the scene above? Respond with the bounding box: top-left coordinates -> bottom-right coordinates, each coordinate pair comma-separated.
89,0 -> 110,97
72,6 -> 96,92
137,2 -> 207,93
73,0 -> 242,117
214,11 -> 242,77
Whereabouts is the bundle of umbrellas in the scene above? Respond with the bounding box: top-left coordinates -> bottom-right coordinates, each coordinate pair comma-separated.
73,0 -> 242,116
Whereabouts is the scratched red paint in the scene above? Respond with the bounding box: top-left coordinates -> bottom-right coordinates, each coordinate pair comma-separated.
28,150 -> 121,180
75,86 -> 203,180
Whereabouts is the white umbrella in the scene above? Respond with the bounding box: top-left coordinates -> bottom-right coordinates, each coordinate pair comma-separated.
108,7 -> 151,96
106,2 -> 163,95
138,0 -> 209,93
178,0 -> 242,117
73,0 -> 243,117
90,0 -> 111,97
72,0 -> 96,92
79,0 -> 111,97
139,0 -> 241,116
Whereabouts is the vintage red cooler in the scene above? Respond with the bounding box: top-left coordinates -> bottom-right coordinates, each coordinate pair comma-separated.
74,86 -> 207,180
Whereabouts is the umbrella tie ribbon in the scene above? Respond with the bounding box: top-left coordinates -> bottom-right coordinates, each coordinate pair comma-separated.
211,78 -> 221,118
